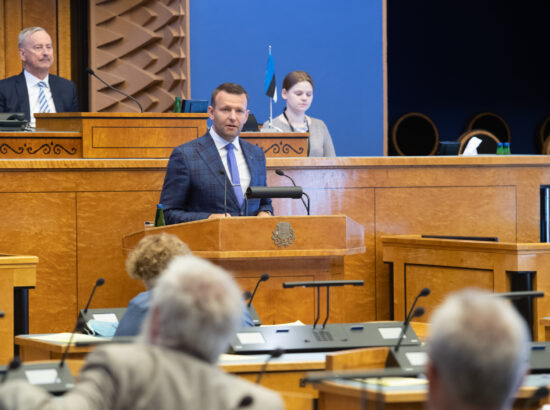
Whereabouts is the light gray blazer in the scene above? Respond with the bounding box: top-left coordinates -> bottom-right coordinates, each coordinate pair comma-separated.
0,344 -> 284,410
264,114 -> 336,157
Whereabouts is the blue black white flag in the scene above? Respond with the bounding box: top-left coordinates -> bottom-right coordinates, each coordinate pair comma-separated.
264,48 -> 277,103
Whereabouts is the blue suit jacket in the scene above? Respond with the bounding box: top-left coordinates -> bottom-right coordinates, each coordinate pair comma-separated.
0,72 -> 79,122
160,132 -> 273,224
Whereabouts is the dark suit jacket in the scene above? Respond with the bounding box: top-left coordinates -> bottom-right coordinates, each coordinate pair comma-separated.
160,132 -> 273,224
0,71 -> 79,122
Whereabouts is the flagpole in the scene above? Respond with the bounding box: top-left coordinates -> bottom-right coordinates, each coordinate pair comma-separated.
268,45 -> 273,126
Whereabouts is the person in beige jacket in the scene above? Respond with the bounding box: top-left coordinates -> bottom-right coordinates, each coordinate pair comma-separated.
0,255 -> 284,410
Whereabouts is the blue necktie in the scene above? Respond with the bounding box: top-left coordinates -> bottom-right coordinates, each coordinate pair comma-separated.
225,143 -> 244,207
37,81 -> 50,113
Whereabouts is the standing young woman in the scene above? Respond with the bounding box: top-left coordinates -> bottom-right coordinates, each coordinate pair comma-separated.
264,71 -> 335,157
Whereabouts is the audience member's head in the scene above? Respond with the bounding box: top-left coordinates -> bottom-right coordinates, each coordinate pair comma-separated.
141,255 -> 244,363
125,233 -> 191,290
427,289 -> 530,410
18,27 -> 54,79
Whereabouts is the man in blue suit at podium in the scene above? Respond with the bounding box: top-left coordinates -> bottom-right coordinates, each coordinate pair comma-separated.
160,82 -> 273,224
0,27 -> 79,128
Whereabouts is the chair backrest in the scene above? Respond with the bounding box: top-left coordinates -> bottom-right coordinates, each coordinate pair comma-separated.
539,115 -> 550,154
467,112 -> 510,143
392,112 -> 439,156
458,129 -> 500,154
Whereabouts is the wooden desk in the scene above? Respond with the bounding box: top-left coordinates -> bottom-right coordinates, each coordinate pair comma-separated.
316,374 -> 550,410
382,235 -> 550,340
0,255 -> 37,363
15,335 -> 324,410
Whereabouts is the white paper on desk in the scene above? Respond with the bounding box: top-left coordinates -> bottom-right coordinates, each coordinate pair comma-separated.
25,368 -> 60,385
92,313 -> 118,323
461,136 -> 482,156
405,351 -> 428,366
30,332 -> 107,344
378,327 -> 402,339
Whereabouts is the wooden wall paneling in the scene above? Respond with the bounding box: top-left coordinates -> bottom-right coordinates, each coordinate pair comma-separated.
0,192 -> 77,333
57,0 -> 72,79
0,0 -> 5,79
4,1 -> 22,77
76,190 -> 160,310
88,0 -> 191,113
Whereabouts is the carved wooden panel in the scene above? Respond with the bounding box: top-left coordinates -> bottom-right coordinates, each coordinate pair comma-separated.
89,0 -> 190,113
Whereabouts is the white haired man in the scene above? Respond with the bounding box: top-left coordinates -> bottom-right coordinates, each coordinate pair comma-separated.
427,289 -> 530,410
0,27 -> 78,127
0,255 -> 284,409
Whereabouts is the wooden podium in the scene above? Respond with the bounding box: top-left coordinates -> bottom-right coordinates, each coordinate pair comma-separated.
123,215 -> 365,324
0,254 -> 38,363
382,235 -> 550,340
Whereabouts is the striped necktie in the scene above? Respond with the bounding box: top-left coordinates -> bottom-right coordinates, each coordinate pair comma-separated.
37,81 -> 50,113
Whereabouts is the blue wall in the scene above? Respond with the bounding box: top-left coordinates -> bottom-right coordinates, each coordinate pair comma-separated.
388,1 -> 550,154
189,1 -> 384,156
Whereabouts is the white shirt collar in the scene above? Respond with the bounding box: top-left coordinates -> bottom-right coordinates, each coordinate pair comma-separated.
209,127 -> 242,152
24,70 -> 49,88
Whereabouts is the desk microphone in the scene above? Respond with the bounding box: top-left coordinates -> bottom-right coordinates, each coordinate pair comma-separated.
522,386 -> 549,410
248,273 -> 269,307
405,288 -> 430,324
394,307 -> 424,352
233,395 -> 254,409
275,169 -> 310,215
60,278 -> 105,368
1,357 -> 21,383
256,348 -> 284,384
86,67 -> 144,113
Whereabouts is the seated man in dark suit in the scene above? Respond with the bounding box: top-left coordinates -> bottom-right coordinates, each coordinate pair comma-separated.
0,27 -> 79,128
160,82 -> 273,224
0,255 -> 284,409
426,289 -> 530,410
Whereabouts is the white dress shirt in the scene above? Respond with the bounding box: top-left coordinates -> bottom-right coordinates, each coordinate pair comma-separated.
24,70 -> 57,128
209,127 -> 251,196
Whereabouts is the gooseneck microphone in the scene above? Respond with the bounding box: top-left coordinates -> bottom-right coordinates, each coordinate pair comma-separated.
1,357 -> 21,383
60,278 -> 105,368
233,395 -> 254,409
220,170 -> 228,216
522,386 -> 549,410
256,348 -> 284,384
86,67 -> 144,113
405,287 -> 430,324
275,169 -> 310,215
248,273 -> 269,307
394,307 -> 424,352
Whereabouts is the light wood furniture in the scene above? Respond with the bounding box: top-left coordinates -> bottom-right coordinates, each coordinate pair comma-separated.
32,112 -> 209,158
316,375 -> 550,410
240,132 -> 309,157
15,335 -> 324,410
382,235 -> 550,340
123,215 -> 365,324
2,155 -> 550,334
0,255 -> 38,363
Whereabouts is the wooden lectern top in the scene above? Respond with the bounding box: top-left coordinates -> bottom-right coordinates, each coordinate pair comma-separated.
123,215 -> 365,259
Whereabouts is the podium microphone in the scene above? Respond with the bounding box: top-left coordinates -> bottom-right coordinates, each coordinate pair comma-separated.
86,67 -> 144,113
60,278 -> 105,368
394,307 -> 424,352
522,386 -> 549,410
275,169 -> 310,215
248,273 -> 269,307
256,348 -> 284,384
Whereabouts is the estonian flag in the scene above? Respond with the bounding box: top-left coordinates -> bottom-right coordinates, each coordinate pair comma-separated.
264,50 -> 277,103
